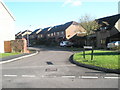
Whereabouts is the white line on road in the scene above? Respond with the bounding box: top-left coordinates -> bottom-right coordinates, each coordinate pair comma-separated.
56,65 -> 76,67
22,75 -> 36,78
61,76 -> 76,78
104,77 -> 119,79
41,75 -> 57,78
80,76 -> 98,79
4,75 -> 17,77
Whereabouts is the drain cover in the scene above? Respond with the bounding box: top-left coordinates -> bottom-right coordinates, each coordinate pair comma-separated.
45,68 -> 57,72
46,61 -> 53,65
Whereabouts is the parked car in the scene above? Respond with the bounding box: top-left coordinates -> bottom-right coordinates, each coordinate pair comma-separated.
107,41 -> 120,49
60,41 -> 73,47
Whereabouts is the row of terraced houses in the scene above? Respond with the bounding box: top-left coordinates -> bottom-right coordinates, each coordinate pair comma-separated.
15,14 -> 120,49
1,1 -> 120,53
16,21 -> 87,47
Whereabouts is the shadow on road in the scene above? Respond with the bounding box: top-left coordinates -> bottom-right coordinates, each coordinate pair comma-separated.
29,45 -> 82,53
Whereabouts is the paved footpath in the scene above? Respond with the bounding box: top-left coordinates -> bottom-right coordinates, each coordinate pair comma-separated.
1,47 -> 119,88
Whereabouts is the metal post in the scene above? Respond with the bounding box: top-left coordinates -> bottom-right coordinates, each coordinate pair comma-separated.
91,48 -> 94,60
27,30 -> 29,47
83,48 -> 85,59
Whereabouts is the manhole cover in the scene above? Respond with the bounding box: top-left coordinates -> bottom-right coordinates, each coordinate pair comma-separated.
45,68 -> 57,72
46,61 -> 53,65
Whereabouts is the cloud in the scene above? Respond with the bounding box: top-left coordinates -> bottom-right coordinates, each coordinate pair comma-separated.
62,0 -> 82,7
71,0 -> 81,6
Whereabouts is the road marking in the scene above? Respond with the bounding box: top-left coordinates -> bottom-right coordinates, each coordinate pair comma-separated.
22,75 -> 36,78
4,75 -> 17,77
61,76 -> 76,78
56,65 -> 76,66
42,75 -> 57,78
0,51 -> 38,64
80,76 -> 98,79
104,77 -> 119,79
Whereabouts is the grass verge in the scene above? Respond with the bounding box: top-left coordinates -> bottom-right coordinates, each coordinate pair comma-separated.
73,50 -> 119,70
0,53 -> 21,58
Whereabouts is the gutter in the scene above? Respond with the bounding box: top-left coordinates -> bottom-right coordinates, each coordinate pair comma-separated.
0,0 -> 15,21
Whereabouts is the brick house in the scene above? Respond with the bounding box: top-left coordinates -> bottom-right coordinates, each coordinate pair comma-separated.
36,27 -> 52,45
29,28 -> 42,39
95,14 -> 120,49
15,31 -> 22,39
37,27 -> 52,39
15,30 -> 32,46
29,28 -> 42,45
15,30 -> 32,39
46,21 -> 86,43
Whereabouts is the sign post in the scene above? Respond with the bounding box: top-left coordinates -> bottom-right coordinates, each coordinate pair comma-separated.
83,46 -> 94,60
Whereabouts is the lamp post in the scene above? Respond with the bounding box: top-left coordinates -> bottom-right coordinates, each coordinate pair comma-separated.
27,25 -> 31,47
27,29 -> 29,47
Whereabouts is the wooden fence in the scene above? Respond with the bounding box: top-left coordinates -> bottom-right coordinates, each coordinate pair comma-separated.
4,41 -> 11,53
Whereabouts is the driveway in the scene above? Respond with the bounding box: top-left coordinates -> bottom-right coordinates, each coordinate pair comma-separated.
1,46 -> 119,88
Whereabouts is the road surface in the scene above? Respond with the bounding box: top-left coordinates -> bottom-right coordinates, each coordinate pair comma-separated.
1,47 -> 119,88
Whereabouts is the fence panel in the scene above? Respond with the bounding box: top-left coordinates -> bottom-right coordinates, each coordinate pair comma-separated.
4,41 -> 11,53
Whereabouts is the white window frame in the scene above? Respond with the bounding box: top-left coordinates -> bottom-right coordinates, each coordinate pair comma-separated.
57,32 -> 59,35
61,31 -> 64,35
48,34 -> 50,37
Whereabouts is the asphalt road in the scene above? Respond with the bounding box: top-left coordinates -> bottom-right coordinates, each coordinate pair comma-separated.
1,47 -> 119,88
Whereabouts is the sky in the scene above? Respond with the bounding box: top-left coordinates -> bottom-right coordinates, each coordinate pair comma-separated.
4,0 -> 119,34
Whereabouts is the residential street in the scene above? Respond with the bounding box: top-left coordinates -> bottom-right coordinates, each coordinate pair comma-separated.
2,47 -> 119,88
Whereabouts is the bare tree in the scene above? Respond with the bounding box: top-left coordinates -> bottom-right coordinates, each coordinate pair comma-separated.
79,14 -> 101,35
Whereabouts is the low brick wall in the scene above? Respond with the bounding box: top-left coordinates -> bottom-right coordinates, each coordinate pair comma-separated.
5,38 -> 29,53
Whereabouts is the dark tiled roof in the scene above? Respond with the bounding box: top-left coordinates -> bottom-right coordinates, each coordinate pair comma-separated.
47,21 -> 78,34
30,28 -> 41,35
21,30 -> 32,34
15,31 -> 22,36
38,27 -> 51,34
96,14 -> 120,29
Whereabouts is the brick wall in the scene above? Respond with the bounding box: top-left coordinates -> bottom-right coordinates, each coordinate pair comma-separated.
4,38 -> 29,53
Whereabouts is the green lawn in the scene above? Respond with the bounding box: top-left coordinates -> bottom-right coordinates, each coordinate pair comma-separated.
0,53 -> 21,58
73,50 -> 119,69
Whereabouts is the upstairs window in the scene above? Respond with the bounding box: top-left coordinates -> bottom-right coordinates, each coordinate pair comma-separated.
48,34 -> 50,37
51,33 -> 54,36
41,34 -> 43,38
61,31 -> 64,35
54,32 -> 56,36
38,35 -> 41,38
57,32 -> 59,35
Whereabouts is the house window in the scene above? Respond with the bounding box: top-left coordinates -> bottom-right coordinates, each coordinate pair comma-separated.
61,31 -> 64,35
101,39 -> 106,44
38,35 -> 40,38
48,34 -> 50,37
41,34 -> 43,38
38,34 -> 42,38
51,33 -> 54,36
57,32 -> 59,35
54,32 -> 56,36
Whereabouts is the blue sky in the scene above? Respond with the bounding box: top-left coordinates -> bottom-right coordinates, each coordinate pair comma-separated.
5,0 -> 119,33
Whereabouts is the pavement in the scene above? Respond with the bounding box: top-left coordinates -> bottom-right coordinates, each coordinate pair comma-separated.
0,49 -> 38,64
1,53 -> 30,61
1,46 -> 119,88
